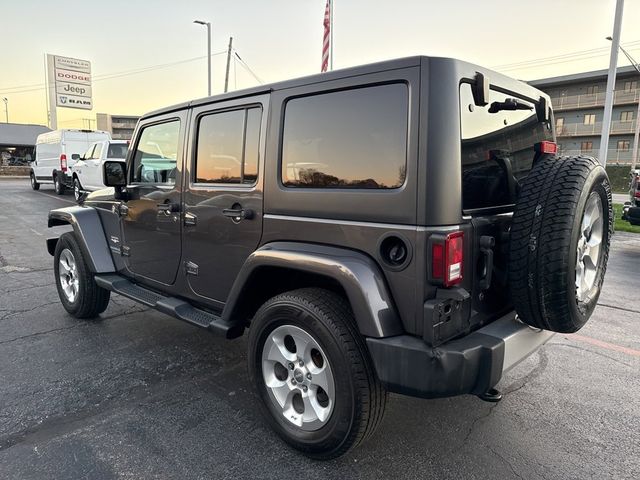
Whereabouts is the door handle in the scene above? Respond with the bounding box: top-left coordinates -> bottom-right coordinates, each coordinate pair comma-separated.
157,202 -> 180,213
222,207 -> 254,221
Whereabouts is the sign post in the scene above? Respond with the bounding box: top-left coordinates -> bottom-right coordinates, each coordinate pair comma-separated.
45,54 -> 93,129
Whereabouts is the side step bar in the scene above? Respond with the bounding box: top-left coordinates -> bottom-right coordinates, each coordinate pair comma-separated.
95,274 -> 243,339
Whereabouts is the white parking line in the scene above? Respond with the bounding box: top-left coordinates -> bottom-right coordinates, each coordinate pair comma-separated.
29,228 -> 43,237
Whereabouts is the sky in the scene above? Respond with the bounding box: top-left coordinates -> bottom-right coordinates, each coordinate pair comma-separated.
1,0 -> 640,129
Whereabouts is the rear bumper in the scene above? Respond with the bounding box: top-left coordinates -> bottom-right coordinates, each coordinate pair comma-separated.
366,312 -> 554,398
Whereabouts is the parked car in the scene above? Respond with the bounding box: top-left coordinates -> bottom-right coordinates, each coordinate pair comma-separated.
70,140 -> 128,201
621,169 -> 640,224
30,129 -> 111,194
46,56 -> 613,459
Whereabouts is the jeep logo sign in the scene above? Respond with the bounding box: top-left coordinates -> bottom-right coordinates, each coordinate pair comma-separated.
48,54 -> 93,110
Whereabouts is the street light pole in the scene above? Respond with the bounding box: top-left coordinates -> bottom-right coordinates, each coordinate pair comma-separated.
194,19 -> 212,96
607,36 -> 640,171
2,98 -> 8,123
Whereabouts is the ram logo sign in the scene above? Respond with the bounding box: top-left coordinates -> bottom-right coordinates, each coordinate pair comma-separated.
49,55 -> 93,110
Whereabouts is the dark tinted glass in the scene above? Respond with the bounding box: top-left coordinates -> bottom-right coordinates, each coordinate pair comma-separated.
196,110 -> 244,183
243,107 -> 261,184
460,83 -> 553,210
132,120 -> 180,184
107,143 -> 128,159
195,107 -> 262,184
282,83 -> 408,189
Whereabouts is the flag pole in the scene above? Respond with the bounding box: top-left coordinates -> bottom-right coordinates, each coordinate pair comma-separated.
329,0 -> 334,70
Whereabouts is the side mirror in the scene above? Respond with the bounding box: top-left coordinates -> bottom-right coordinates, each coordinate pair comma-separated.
103,161 -> 126,187
71,153 -> 81,160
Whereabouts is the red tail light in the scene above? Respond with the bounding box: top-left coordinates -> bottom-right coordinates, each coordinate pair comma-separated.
60,154 -> 68,173
635,191 -> 640,198
432,231 -> 464,287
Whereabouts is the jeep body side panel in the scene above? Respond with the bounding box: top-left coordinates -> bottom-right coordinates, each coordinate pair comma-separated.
223,242 -> 403,338
260,216 -> 417,334
48,206 -> 115,273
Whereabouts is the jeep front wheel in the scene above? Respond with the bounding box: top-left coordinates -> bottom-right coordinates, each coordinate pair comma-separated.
54,232 -> 110,318
247,288 -> 386,459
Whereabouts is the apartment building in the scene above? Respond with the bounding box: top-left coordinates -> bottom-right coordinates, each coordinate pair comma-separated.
96,113 -> 140,140
530,65 -> 639,165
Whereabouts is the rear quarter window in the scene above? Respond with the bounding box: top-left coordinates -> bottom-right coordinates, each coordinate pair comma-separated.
281,83 -> 408,189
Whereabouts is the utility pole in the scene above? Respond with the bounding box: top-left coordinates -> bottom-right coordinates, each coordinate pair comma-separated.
599,0 -> 624,167
224,37 -> 233,93
2,98 -> 8,123
194,20 -> 212,96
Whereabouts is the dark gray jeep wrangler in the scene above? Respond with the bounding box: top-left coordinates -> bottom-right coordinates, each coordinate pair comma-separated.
47,56 -> 613,459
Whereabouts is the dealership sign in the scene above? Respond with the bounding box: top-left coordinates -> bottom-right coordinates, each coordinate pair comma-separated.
49,55 -> 93,110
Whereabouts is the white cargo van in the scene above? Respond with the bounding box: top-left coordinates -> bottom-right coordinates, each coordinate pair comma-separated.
30,129 -> 111,194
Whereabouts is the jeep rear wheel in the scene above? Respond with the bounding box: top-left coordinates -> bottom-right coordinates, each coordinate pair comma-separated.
509,156 -> 613,333
247,288 -> 386,459
54,232 -> 110,318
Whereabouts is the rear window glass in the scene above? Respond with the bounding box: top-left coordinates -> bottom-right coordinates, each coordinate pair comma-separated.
281,83 -> 408,189
107,143 -> 128,158
460,83 -> 553,210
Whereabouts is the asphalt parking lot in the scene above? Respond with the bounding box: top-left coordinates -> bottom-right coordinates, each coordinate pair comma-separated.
0,178 -> 639,480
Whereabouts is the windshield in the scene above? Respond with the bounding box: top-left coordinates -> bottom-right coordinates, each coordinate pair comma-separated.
460,83 -> 553,211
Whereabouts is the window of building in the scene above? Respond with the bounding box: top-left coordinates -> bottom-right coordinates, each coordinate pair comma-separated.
583,114 -> 596,125
620,111 -> 634,122
624,80 -> 638,91
618,140 -> 631,152
581,141 -> 593,152
281,83 -> 408,189
586,85 -> 599,95
195,106 -> 262,184
131,120 -> 180,184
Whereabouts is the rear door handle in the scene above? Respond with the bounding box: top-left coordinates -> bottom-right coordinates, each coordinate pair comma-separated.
222,207 -> 254,221
157,202 -> 180,213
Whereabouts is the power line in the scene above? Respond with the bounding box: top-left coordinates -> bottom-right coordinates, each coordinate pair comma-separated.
493,41 -> 640,72
233,50 -> 264,84
0,51 -> 227,95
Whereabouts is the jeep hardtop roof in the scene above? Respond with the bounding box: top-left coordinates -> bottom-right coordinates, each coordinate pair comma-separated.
141,55 -> 551,121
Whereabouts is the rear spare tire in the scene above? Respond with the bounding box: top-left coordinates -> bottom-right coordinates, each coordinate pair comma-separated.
509,156 -> 612,333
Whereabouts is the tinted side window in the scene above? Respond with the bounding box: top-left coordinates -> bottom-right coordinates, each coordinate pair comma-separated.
132,120 -> 180,184
107,143 -> 128,159
195,107 -> 262,184
281,83 -> 408,189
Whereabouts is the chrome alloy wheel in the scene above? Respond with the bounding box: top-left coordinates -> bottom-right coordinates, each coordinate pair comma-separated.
261,325 -> 336,431
58,248 -> 80,303
575,192 -> 604,302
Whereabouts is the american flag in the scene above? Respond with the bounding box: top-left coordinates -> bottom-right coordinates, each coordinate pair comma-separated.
321,0 -> 331,72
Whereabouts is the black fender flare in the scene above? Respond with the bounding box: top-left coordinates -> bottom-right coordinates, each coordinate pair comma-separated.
222,242 -> 403,338
47,206 -> 115,273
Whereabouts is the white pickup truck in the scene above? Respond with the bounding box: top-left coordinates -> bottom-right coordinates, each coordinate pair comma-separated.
70,140 -> 128,201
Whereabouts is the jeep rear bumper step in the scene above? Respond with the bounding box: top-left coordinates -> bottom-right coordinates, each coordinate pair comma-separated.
366,312 -> 554,398
94,274 -> 243,339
